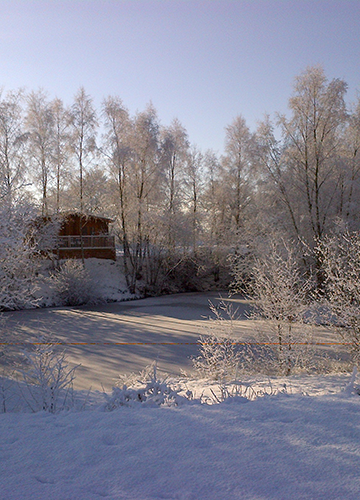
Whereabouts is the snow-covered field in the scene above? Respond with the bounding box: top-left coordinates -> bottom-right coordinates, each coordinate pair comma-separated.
1,373 -> 360,500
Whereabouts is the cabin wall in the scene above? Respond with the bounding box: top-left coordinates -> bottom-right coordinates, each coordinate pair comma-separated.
59,215 -> 109,236
55,213 -> 116,260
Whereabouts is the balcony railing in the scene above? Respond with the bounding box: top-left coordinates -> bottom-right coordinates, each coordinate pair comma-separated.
57,235 -> 115,249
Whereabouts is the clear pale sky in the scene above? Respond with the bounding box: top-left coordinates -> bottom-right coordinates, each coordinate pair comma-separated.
1,0 -> 359,153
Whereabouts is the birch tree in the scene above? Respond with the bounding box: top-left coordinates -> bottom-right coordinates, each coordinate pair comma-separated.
160,118 -> 189,251
0,89 -> 28,204
183,145 -> 203,253
70,87 -> 98,212
102,96 -> 133,287
130,104 -> 161,291
26,89 -> 54,215
222,115 -> 254,242
202,150 -> 225,246
278,66 -> 348,243
51,97 -> 71,213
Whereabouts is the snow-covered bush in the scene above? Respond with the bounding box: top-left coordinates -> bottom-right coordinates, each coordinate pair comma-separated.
18,342 -> 78,413
319,231 -> 360,362
249,242 -> 316,375
104,362 -> 188,409
192,299 -> 294,379
206,381 -> 253,404
192,301 -> 242,380
50,259 -> 99,306
204,378 -> 290,404
232,241 -> 317,375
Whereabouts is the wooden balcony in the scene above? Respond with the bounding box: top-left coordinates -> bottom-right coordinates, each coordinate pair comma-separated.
56,234 -> 116,260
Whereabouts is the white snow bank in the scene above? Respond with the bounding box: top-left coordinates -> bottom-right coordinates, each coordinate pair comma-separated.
1,375 -> 360,499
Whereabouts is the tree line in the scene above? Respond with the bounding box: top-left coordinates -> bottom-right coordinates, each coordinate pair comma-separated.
1,65 -> 360,295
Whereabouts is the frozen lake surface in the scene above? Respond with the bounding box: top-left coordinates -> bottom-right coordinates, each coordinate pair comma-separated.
3,292 -> 346,391
3,292 -> 252,390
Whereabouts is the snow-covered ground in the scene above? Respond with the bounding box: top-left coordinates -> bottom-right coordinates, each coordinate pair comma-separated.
1,372 -> 360,500
1,289 -> 359,499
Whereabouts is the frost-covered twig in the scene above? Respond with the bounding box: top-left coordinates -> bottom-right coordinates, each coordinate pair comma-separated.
18,341 -> 78,413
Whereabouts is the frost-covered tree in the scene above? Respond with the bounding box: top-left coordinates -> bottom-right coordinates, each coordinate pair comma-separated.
0,200 -> 40,311
255,115 -> 300,237
254,67 -> 350,288
222,115 -> 255,241
183,145 -> 204,253
202,149 -> 223,246
0,89 -> 28,204
51,97 -> 72,212
160,118 -> 189,252
102,96 -> 134,289
70,87 -> 98,213
26,89 -> 55,215
278,66 -> 348,243
128,104 -> 161,292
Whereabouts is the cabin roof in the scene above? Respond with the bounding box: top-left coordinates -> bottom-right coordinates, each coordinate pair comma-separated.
59,212 -> 114,223
34,212 -> 114,224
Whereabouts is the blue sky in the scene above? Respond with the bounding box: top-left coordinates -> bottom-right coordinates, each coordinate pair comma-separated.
1,0 -> 359,153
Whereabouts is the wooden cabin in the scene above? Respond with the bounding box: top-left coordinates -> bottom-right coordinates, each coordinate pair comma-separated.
56,213 -> 116,260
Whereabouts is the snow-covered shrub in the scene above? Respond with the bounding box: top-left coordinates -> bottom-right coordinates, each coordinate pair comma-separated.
234,241 -> 316,375
18,342 -> 78,413
50,259 -> 99,306
192,299 -> 284,379
204,378 -> 289,404
318,232 -> 360,363
192,301 -> 242,380
104,362 -> 188,409
206,381 -> 253,404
